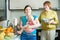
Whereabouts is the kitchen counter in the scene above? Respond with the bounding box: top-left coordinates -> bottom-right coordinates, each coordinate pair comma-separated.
37,28 -> 60,30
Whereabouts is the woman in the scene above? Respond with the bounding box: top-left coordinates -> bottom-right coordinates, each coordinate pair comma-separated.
18,5 -> 40,40
38,1 -> 59,40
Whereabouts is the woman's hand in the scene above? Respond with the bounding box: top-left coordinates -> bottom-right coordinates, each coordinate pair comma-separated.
48,20 -> 55,24
20,24 -> 29,30
17,31 -> 21,34
17,29 -> 23,34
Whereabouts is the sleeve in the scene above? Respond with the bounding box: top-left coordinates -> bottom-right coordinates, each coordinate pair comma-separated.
54,11 -> 59,25
38,13 -> 41,23
33,15 -> 37,20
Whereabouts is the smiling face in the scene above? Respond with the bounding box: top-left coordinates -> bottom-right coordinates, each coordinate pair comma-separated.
43,1 -> 51,11
24,7 -> 32,16
24,5 -> 32,16
43,4 -> 50,11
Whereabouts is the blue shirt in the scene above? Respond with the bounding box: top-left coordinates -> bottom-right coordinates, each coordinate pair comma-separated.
20,15 -> 37,35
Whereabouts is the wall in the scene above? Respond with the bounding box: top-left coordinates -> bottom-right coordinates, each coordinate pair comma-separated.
58,0 -> 60,8
9,10 -> 60,28
0,0 -> 60,28
7,0 -> 60,28
10,0 -> 58,9
10,10 -> 41,22
57,11 -> 60,28
8,0 -> 59,21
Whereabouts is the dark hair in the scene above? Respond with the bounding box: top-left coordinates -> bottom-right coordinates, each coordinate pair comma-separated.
24,5 -> 32,11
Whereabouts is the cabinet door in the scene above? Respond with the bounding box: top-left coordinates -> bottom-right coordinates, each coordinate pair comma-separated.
36,29 -> 41,40
0,0 -> 6,21
55,30 -> 60,40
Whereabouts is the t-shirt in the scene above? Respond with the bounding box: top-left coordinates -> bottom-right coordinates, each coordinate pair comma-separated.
20,15 -> 37,35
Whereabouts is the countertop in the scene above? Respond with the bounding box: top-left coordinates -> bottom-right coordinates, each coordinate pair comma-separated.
37,28 -> 60,30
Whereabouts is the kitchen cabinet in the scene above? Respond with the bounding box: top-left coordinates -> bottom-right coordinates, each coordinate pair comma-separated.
0,0 -> 7,21
55,29 -> 60,40
36,29 -> 41,40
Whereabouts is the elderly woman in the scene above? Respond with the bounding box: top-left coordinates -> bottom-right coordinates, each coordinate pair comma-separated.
38,1 -> 59,40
